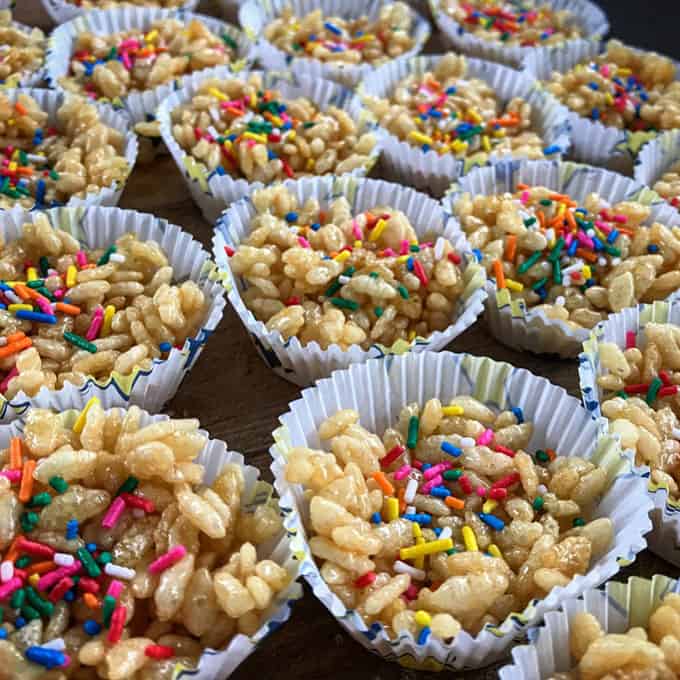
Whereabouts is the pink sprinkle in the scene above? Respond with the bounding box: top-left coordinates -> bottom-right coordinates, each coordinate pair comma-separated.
403,584 -> 419,601
520,190 -> 530,205
101,496 -> 126,529
435,93 -> 447,107
600,64 -> 610,77
0,367 -> 18,393
626,331 -> 637,349
37,562 -> 81,592
298,237 -> 310,248
76,251 -> 87,268
420,475 -> 442,495
34,297 -> 53,315
85,306 -> 104,342
594,219 -> 612,233
382,248 -> 395,257
60,654 -> 71,668
107,579 -> 124,599
564,233 -> 573,247
0,469 -> 21,483
121,52 -> 132,70
399,240 -> 410,255
148,545 -> 187,575
476,486 -> 487,497
53,289 -> 64,299
0,577 -> 22,599
575,231 -> 594,249
613,214 -> 628,223
351,220 -> 363,240
245,139 -> 256,149
476,429 -> 494,447
423,463 -> 446,481
393,465 -> 412,481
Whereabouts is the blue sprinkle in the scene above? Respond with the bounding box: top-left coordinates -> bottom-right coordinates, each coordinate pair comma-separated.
267,149 -> 277,160
0,629 -> 6,639
159,342 -> 172,352
419,114 -> 428,121
421,463 -> 432,471
421,144 -> 430,152
417,627 -> 431,644
445,86 -> 457,95
310,223 -> 321,231
227,134 -> 237,141
511,407 -> 524,424
537,286 -> 547,300
215,166 -> 226,176
25,647 -> 66,670
591,108 -> 600,120
65,519 -> 79,540
83,620 -> 101,636
587,82 -> 599,90
441,442 -> 462,457
429,110 -> 442,119
282,121 -> 292,131
647,243 -> 660,253
567,239 -> 579,257
479,513 -> 505,531
434,527 -> 442,536
640,92 -> 649,102
371,512 -> 382,524
402,513 -> 431,525
323,21 -> 342,35
406,257 -> 414,271
607,229 -> 619,244
15,617 -> 25,629
472,248 -> 483,262
592,236 -> 604,251
285,212 -> 298,223
430,486 -> 451,498
15,311 -> 57,324
543,144 -> 560,155
64,590 -> 75,602
35,179 -> 46,205
86,543 -> 97,553
278,104 -> 287,113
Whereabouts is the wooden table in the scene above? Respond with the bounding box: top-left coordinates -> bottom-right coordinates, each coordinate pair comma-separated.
15,2 -> 676,677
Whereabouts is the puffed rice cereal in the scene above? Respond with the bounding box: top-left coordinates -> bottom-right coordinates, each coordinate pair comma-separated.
0,11 -> 45,87
0,403 -> 288,677
546,40 -> 680,132
549,594 -> 680,679
170,73 -> 376,183
0,216 -> 209,399
227,185 -> 469,350
59,18 -> 239,103
285,401 -> 613,641
441,0 -> 582,47
0,92 -> 130,209
653,161 -> 680,211
596,323 -> 680,501
454,183 -> 680,330
263,2 -> 416,67
365,53 -> 548,160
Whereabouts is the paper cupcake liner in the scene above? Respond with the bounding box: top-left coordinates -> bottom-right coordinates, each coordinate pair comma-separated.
269,350 -> 652,671
634,129 -> 680,210
428,0 -> 608,70
524,39 -> 680,176
0,396 -> 303,680
0,18 -> 46,88
45,6 -> 252,132
356,54 -> 572,197
1,87 -> 138,210
158,66 -> 382,222
443,159 -> 680,358
578,297 -> 680,567
213,175 -> 488,386
39,0 -> 199,24
239,0 -> 431,89
0,204 -> 226,421
499,574 -> 680,679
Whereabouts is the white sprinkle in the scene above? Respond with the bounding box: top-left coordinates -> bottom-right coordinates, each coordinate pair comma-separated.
438,527 -> 453,541
108,253 -> 126,264
26,154 -> 47,165
563,276 -> 572,288
537,484 -> 548,495
612,257 -> 622,266
209,106 -> 220,122
672,428 -> 680,440
0,338 -> 6,347
54,553 -> 74,567
434,237 -> 446,260
4,291 -> 21,304
544,228 -> 555,244
207,125 -> 219,140
104,563 -> 136,580
459,436 -> 475,448
0,561 -> 13,583
555,296 -> 565,306
598,257 -> 607,267
394,560 -> 426,581
404,478 -> 418,504
338,275 -> 351,285
562,261 -> 584,276
132,508 -> 145,518
586,229 -> 595,238
41,638 -> 65,651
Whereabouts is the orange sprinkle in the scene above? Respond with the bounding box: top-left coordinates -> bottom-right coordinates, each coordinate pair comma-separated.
26,561 -> 56,575
5,331 -> 25,344
14,102 -> 27,116
372,471 -> 395,496
4,535 -> 23,563
83,593 -> 101,610
445,496 -> 465,510
426,78 -> 441,91
617,227 -> 635,237
516,183 -> 529,190
398,487 -> 406,514
504,234 -> 517,262
226,106 -> 243,117
537,210 -> 546,230
17,167 -> 33,177
55,302 -> 81,316
12,283 -> 32,300
19,460 -> 35,503
576,248 -> 598,263
546,448 -> 557,461
493,260 -> 506,289
0,336 -> 32,359
9,437 -> 22,470
565,209 -> 577,231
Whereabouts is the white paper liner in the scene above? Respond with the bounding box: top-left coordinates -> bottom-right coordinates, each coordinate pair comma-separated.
0,204 -> 226,421
498,574 -> 680,679
524,39 -> 680,176
158,66 -> 382,222
443,159 -> 680,358
39,0 -> 199,24
356,54 -> 572,197
578,297 -> 680,567
635,129 -> 680,213
45,6 -> 252,131
0,18 -> 46,88
0,397 -> 303,680
269,350 -> 652,671
428,0 -> 607,69
0,87 -> 137,210
238,0 -> 431,89
213,175 -> 488,386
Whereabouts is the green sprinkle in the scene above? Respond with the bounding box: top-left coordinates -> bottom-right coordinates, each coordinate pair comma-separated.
222,33 -> 238,50
20,604 -> 40,621
616,390 -> 628,399
532,496 -> 544,511
573,517 -> 586,527
63,332 -> 97,354
97,245 -> 117,266
535,450 -> 549,463
531,277 -> 548,291
446,548 -> 458,555
76,547 -> 101,578
302,121 -> 316,129
604,244 -> 621,257
10,588 -> 25,609
342,266 -> 355,277
329,297 -> 359,311
26,280 -> 45,289
552,259 -> 562,285
116,476 -> 138,496
406,415 -> 419,450
369,272 -> 379,280
97,552 -> 112,565
39,256 -> 49,277
49,476 -> 68,493
443,468 -> 463,481
0,607 -> 3,624
49,170 -> 59,181
28,492 -> 51,507
26,587 -> 53,618
646,377 -> 663,405
36,287 -> 55,301
374,307 -> 383,318
102,594 -> 117,627
409,245 -> 420,253
397,284 -> 409,299
548,237 -> 565,262
517,251 -> 542,274
539,199 -> 552,206
15,556 -> 31,569
523,217 -> 536,227
324,280 -> 342,298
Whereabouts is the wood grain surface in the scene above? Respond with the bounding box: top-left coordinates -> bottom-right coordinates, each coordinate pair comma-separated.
15,1 -> 677,677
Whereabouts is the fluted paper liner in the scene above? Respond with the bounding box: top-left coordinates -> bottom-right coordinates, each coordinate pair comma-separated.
269,351 -> 652,671
579,298 -> 680,566
0,205 -> 226,422
524,39 -> 680,176
45,5 -> 252,136
0,396 -> 303,680
443,159 -> 680,358
0,18 -> 46,88
213,175 -> 487,386
635,130 -> 680,211
238,0 -> 431,88
499,575 -> 680,679
356,54 -> 572,197
0,87 -> 137,210
429,0 -> 608,70
39,0 -> 199,24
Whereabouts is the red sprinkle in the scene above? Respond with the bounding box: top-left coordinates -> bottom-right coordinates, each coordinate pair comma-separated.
624,383 -> 650,395
458,475 -> 473,495
78,577 -> 100,594
403,584 -> 419,601
494,445 -> 516,457
120,493 -> 155,514
284,296 -> 301,306
413,260 -> 429,288
145,645 -> 175,660
48,577 -> 74,603
224,245 -> 235,257
107,605 -> 126,644
625,331 -> 637,349
491,472 -> 521,489
659,371 -> 672,387
354,571 -> 377,588
488,487 -> 508,500
412,459 -> 423,470
16,537 -> 55,559
659,385 -> 679,398
381,445 -> 405,468
447,252 -> 462,265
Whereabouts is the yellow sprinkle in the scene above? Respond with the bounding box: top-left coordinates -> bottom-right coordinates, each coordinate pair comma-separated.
306,158 -> 315,171
369,218 -> 387,242
8,162 -> 17,172
73,396 -> 100,435
29,574 -> 40,587
482,499 -> 498,514
353,240 -> 363,248
467,109 -> 482,124
26,267 -> 38,282
66,265 -> 77,288
145,29 -> 158,42
249,93 -> 257,107
101,304 -> 115,338
414,535 -> 425,570
353,33 -> 374,43
505,279 -> 524,292
7,119 -> 13,126
617,67 -> 632,76
605,93 -> 614,106
442,405 -> 464,417
397,255 -> 409,263
438,145 -> 451,155
8,304 -> 32,313
399,538 -> 453,561
462,525 -> 478,552
582,265 -> 592,279
11,149 -> 19,161
243,132 -> 267,144
385,497 -> 399,522
270,115 -> 283,127
411,522 -> 422,539
333,250 -> 350,263
408,330 -> 416,342
223,140 -> 232,152
408,130 -> 434,146
482,135 -> 491,152
287,130 -> 296,142
208,87 -> 227,101
414,610 -> 431,627
488,544 -> 503,559
493,128 -> 506,138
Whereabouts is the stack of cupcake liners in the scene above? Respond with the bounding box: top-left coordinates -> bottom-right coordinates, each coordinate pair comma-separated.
39,0 -> 199,24
635,129 -> 680,207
